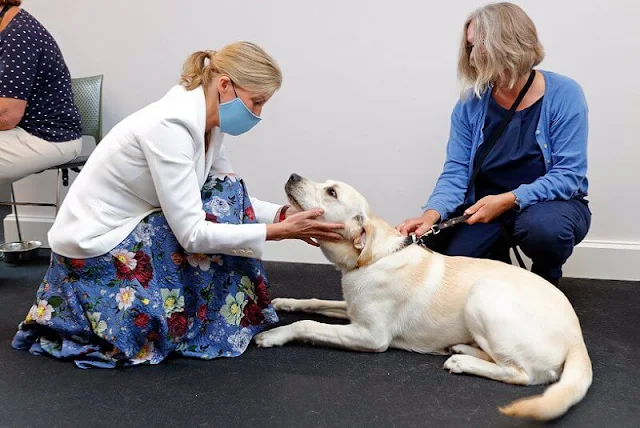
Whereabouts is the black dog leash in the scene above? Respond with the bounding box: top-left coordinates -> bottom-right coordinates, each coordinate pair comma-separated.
404,213 -> 526,269
404,213 -> 470,250
408,213 -> 471,242
401,213 -> 470,249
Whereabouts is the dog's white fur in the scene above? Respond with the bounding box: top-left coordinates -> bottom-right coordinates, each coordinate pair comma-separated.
255,175 -> 592,421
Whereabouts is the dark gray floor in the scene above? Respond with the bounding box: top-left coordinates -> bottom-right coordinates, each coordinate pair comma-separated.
0,238 -> 639,427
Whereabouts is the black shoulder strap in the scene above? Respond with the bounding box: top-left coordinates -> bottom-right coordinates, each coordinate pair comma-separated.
0,6 -> 13,25
0,6 -> 12,18
468,70 -> 536,189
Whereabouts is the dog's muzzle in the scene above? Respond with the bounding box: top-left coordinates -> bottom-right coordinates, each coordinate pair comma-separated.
285,173 -> 305,207
285,173 -> 303,195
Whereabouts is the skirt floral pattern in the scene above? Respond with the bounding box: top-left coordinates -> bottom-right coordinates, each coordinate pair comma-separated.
12,174 -> 278,368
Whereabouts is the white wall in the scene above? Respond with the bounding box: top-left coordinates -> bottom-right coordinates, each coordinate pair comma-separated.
5,0 -> 639,280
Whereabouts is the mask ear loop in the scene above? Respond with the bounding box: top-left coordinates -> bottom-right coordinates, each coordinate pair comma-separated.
218,78 -> 239,104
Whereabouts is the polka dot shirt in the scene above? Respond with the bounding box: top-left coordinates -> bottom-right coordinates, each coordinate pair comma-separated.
0,9 -> 81,142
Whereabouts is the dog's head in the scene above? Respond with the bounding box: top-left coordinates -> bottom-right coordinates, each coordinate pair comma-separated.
285,173 -> 389,270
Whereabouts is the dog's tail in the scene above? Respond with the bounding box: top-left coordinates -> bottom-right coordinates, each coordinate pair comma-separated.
499,343 -> 592,421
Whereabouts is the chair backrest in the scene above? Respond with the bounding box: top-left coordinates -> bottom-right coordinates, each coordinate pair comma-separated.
71,75 -> 104,144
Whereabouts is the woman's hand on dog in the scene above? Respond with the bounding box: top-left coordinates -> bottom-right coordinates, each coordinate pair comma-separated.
396,210 -> 441,237
266,208 -> 344,247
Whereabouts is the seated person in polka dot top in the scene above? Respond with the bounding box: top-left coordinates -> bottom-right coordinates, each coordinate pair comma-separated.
0,0 -> 83,185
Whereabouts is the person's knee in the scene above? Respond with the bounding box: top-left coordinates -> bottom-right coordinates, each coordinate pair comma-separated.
0,171 -> 14,186
445,223 -> 506,259
0,163 -> 26,186
58,139 -> 83,163
515,208 -> 575,262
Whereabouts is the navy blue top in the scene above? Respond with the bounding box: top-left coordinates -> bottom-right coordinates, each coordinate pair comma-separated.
472,94 -> 546,202
0,9 -> 81,142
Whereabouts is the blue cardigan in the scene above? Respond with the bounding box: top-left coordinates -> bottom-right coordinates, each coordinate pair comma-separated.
424,70 -> 589,220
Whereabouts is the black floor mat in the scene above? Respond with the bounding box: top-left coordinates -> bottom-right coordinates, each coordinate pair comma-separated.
0,259 -> 638,427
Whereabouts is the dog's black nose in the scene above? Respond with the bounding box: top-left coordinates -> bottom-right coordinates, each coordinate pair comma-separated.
289,173 -> 302,183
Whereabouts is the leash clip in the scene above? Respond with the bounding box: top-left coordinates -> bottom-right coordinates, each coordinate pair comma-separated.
408,226 -> 438,249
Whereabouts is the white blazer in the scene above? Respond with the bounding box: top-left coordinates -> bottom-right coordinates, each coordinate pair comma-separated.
48,85 -> 282,259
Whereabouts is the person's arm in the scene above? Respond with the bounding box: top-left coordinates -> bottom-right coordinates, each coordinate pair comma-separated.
0,98 -> 26,130
512,91 -> 588,210
422,100 -> 474,220
0,31 -> 38,130
142,120 -> 268,258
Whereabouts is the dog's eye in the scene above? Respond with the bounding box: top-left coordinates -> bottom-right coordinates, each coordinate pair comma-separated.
326,187 -> 338,198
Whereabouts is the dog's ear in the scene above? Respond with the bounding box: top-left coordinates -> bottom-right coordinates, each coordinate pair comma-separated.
352,214 -> 367,250
349,213 -> 376,268
356,220 -> 376,267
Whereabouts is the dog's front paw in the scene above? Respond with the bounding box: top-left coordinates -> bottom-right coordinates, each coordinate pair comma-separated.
254,327 -> 290,348
443,355 -> 465,374
271,298 -> 297,312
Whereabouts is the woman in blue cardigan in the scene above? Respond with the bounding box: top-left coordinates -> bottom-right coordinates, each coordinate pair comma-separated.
398,2 -> 591,285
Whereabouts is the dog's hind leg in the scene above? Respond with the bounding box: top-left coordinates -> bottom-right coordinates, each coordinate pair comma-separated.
449,344 -> 494,362
272,298 -> 349,320
255,321 -> 388,352
443,354 -> 531,385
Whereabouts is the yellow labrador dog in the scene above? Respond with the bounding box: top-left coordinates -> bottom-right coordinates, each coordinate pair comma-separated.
255,174 -> 592,421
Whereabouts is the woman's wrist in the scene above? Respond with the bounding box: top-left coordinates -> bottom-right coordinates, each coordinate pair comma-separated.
505,192 -> 519,209
266,222 -> 285,241
423,209 -> 441,223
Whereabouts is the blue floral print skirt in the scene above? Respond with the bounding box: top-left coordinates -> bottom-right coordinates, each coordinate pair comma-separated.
12,174 -> 278,368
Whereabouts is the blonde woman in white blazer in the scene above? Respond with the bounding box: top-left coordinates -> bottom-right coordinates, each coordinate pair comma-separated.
12,42 -> 343,368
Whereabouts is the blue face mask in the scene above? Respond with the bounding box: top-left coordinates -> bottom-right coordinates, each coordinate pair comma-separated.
218,83 -> 261,136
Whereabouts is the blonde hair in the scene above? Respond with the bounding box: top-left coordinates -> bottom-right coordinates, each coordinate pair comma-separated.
180,41 -> 282,98
458,2 -> 544,98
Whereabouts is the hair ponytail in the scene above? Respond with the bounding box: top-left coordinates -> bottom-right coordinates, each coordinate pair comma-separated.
180,51 -> 216,90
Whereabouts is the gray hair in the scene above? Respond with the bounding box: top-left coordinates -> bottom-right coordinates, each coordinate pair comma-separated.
458,2 -> 544,98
